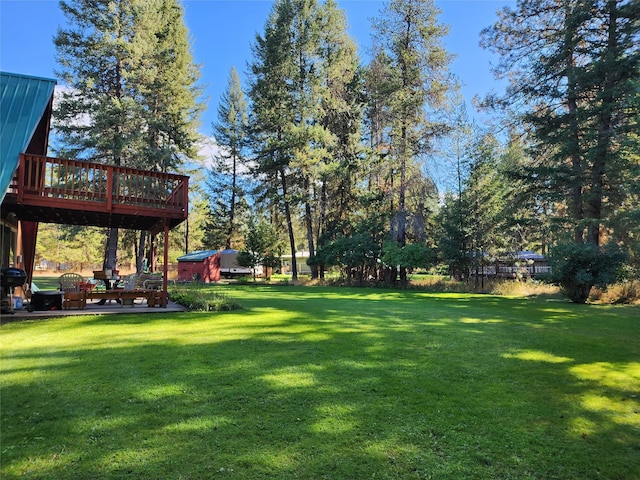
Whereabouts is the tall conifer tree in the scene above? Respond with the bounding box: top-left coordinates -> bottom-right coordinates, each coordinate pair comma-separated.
248,0 -> 301,279
208,67 -> 250,250
248,0 -> 364,280
482,0 -> 639,301
314,0 -> 364,267
370,0 -> 452,285
54,0 -> 202,272
481,0 -> 639,247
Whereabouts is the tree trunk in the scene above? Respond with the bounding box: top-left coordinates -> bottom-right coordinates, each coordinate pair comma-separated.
136,232 -> 147,274
227,154 -> 237,249
305,201 -> 318,279
563,1 -> 584,244
149,234 -> 158,272
304,179 -> 318,279
587,0 -> 617,247
104,227 -> 119,271
280,167 -> 297,280
397,125 -> 408,286
317,178 -> 327,280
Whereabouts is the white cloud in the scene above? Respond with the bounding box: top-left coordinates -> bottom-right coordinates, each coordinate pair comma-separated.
194,134 -> 225,168
51,84 -> 93,129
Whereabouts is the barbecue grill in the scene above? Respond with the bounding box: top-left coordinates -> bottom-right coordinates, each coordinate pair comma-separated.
1,268 -> 28,313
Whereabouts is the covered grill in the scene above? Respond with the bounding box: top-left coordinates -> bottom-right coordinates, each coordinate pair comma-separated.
1,268 -> 28,313
1,268 -> 27,290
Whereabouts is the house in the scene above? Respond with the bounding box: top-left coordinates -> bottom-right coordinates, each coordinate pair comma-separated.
1,71 -> 189,307
1,72 -> 56,280
281,251 -> 312,275
470,250 -> 551,279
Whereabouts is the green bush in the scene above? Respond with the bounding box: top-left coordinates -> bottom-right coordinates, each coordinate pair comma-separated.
169,287 -> 242,312
547,242 -> 626,303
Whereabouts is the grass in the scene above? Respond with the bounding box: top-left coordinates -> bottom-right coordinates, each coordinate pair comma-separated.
1,285 -> 639,479
30,275 -> 61,291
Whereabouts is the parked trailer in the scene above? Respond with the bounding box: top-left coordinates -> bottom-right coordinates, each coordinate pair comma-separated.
219,249 -> 262,278
177,249 -> 262,282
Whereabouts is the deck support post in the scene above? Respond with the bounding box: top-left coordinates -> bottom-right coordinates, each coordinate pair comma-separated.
162,223 -> 169,308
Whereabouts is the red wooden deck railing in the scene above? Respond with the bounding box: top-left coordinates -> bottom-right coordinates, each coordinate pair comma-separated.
13,154 -> 188,220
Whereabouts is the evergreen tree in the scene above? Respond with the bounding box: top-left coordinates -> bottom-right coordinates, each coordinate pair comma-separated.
55,0 -> 140,271
499,131 -> 554,256
436,191 -> 471,280
135,0 -> 203,173
370,0 -> 453,285
236,217 -> 282,281
435,85 -> 472,279
464,132 -> 506,289
438,130 -> 505,286
286,0 -> 325,279
210,67 -> 250,250
54,0 -> 202,272
248,0 -> 302,279
311,0 -> 364,278
481,0 -> 640,301
248,0 -> 366,280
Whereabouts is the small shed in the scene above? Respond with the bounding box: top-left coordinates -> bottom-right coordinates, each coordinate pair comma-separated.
177,250 -> 220,283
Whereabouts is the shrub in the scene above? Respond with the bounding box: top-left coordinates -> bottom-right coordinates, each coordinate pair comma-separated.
590,280 -> 640,304
547,242 -> 626,303
489,279 -> 560,297
170,287 -> 242,312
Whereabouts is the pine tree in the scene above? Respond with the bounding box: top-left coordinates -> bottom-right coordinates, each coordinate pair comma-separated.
54,0 -> 202,272
464,132 -> 506,289
135,0 -> 203,173
311,0 -> 364,278
370,0 -> 453,285
209,67 -> 250,250
248,0 -> 301,279
481,0 -> 639,301
248,0 -> 367,280
436,191 -> 471,280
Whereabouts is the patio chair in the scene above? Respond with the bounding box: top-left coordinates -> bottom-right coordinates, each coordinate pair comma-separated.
133,272 -> 163,290
119,274 -> 138,306
59,273 -> 86,310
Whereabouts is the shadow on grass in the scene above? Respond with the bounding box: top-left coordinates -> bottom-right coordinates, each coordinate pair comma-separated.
1,287 -> 639,479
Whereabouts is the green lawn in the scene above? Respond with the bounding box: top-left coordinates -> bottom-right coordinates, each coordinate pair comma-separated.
1,285 -> 638,479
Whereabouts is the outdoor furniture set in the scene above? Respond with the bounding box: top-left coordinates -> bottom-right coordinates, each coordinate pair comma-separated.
58,271 -> 165,309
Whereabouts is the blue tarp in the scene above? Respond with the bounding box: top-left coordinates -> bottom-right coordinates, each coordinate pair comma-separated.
0,72 -> 56,202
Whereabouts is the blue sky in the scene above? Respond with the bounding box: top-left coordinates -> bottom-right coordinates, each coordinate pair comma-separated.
1,0 -> 512,149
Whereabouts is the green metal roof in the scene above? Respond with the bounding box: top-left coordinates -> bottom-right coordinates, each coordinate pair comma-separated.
177,250 -> 219,262
1,72 -> 57,202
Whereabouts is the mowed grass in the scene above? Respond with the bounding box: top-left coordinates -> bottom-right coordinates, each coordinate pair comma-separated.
1,285 -> 638,479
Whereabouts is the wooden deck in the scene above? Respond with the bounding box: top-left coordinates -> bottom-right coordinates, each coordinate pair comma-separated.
3,154 -> 188,234
1,298 -> 187,322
